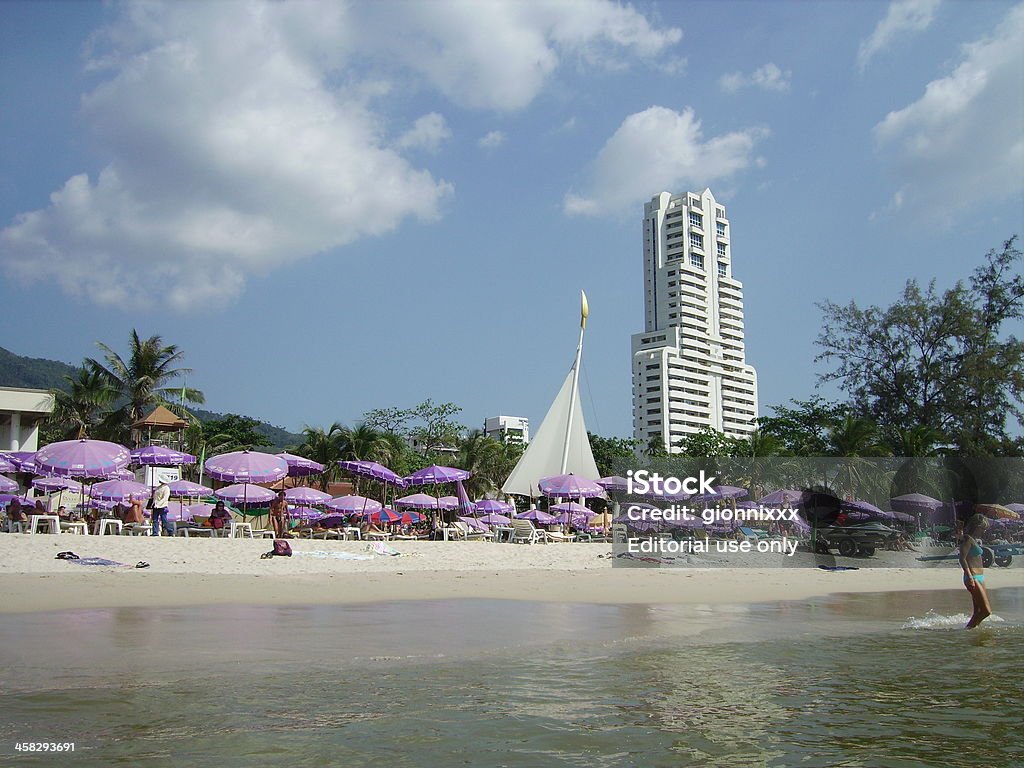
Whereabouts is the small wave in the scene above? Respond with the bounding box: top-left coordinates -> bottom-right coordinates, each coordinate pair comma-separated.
902,609 -> 1006,630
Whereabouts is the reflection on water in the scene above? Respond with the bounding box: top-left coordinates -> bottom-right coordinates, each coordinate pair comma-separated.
0,589 -> 1020,767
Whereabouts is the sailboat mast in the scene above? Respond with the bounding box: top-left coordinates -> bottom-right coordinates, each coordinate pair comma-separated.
560,290 -> 588,474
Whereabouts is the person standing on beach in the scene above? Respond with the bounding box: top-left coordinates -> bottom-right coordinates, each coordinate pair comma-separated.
959,513 -> 992,629
270,490 -> 288,538
150,481 -> 173,537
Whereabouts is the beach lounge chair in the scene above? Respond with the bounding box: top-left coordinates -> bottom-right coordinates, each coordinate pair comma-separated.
510,520 -> 544,544
453,521 -> 493,540
541,527 -> 575,543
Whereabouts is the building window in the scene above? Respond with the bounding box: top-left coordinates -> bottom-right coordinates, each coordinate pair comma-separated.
689,254 -> 704,270
716,207 -> 725,219
717,242 -> 727,257
717,262 -> 728,277
689,233 -> 703,250
689,196 -> 701,208
717,222 -> 726,237
688,212 -> 703,228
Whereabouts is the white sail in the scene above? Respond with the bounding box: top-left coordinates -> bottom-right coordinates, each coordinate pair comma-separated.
501,364 -> 600,497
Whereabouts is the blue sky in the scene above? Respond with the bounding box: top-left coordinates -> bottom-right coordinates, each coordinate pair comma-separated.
1,0 -> 1022,440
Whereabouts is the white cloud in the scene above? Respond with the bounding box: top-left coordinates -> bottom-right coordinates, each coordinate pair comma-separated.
719,63 -> 791,93
563,106 -> 765,217
872,4 -> 1024,219
858,0 -> 940,71
350,0 -> 682,111
0,0 -> 682,310
398,113 -> 452,152
478,131 -> 507,149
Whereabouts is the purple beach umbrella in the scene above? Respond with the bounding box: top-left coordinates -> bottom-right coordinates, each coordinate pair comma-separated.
0,476 -> 18,493
0,455 -> 16,473
283,487 -> 332,507
167,479 -> 214,497
517,508 -> 557,524
538,474 -> 604,498
475,499 -> 514,515
325,495 -> 382,514
404,465 -> 471,485
550,501 -> 593,515
596,475 -> 630,492
278,452 -> 325,477
396,493 -> 445,509
459,515 -> 490,532
4,452 -> 37,474
130,445 -> 196,466
758,489 -> 808,507
890,493 -> 943,512
204,450 -> 288,483
436,496 -> 463,511
478,512 -> 512,525
34,439 -> 131,479
214,484 -> 277,507
31,476 -> 83,493
338,460 -> 405,486
89,479 -> 150,502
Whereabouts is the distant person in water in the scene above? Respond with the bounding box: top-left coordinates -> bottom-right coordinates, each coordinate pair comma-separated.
959,514 -> 992,629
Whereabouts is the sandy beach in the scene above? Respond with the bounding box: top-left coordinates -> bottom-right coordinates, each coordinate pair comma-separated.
2,534 -> 1022,614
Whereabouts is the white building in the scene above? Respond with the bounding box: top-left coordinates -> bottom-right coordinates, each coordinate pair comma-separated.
0,386 -> 55,451
631,189 -> 759,452
484,415 -> 530,446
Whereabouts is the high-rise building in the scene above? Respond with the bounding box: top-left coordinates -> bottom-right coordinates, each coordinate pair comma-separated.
631,188 -> 758,452
484,415 -> 530,445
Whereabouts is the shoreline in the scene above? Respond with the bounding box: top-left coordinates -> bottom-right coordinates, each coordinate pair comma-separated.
2,535 -> 1022,614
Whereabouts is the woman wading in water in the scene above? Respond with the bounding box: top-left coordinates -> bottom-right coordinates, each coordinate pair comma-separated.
959,514 -> 992,629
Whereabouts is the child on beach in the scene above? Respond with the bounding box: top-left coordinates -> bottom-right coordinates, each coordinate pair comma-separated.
959,513 -> 992,629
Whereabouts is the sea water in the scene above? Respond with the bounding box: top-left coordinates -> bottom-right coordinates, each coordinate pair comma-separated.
0,588 -> 1021,767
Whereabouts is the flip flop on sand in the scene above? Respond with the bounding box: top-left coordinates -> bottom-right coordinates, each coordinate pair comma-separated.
135,562 -> 150,569
55,551 -> 80,560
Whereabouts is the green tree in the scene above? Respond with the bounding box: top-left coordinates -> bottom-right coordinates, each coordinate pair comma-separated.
588,433 -> 640,478
816,237 -> 1023,455
458,430 -> 522,499
758,397 -> 849,456
676,426 -> 746,457
87,330 -> 204,444
49,367 -> 117,440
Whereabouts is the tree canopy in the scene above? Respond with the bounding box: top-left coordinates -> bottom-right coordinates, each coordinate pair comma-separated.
816,237 -> 1023,455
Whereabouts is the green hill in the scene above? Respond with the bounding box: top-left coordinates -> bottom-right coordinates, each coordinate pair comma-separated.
0,347 -> 302,450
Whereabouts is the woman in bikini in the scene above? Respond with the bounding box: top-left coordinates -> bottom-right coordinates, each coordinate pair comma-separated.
959,513 -> 992,629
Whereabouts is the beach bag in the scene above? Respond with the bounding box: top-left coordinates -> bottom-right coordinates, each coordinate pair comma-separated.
146,496 -> 154,510
273,539 -> 292,557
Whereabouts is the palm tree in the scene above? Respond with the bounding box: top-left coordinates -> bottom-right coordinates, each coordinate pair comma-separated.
297,423 -> 346,491
50,368 -> 117,440
458,430 -> 521,500
87,330 -> 204,444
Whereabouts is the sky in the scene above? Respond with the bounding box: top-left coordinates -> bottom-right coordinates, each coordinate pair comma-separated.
1,0 -> 1022,440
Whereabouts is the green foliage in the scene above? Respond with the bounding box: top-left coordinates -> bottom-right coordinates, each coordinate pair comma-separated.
0,347 -> 79,390
816,236 -> 1024,455
588,432 -> 640,477
758,397 -> 850,456
675,426 -> 747,458
85,330 -> 204,444
51,368 -> 118,440
196,414 -> 273,453
458,429 -> 522,499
